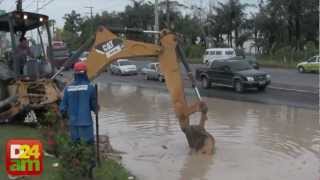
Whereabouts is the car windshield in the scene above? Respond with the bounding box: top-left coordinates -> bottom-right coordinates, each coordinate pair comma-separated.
225,51 -> 234,55
215,51 -> 222,55
308,57 -> 317,62
119,61 -> 131,66
229,61 -> 252,71
227,56 -> 243,61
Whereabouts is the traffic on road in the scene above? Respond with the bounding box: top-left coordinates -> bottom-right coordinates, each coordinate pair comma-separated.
0,0 -> 318,179
94,58 -> 319,110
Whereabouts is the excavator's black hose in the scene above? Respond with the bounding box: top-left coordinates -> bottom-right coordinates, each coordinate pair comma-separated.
176,44 -> 202,101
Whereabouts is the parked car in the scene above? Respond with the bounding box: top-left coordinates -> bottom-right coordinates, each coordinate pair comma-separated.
141,62 -> 165,82
110,59 -> 137,75
203,48 -> 236,65
223,56 -> 260,69
296,56 -> 319,73
195,60 -> 271,92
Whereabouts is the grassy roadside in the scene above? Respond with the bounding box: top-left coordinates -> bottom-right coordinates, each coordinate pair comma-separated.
0,125 -> 131,180
256,56 -> 297,69
187,58 -> 202,64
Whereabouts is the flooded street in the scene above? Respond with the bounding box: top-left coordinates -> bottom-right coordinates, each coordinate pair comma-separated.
97,83 -> 320,180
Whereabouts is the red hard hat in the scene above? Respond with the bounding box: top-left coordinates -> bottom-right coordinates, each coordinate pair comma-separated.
74,62 -> 87,72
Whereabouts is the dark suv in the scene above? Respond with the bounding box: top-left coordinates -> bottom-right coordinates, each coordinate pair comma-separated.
195,60 -> 271,92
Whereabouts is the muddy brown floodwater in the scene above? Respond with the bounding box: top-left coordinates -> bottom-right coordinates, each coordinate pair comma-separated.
97,83 -> 320,180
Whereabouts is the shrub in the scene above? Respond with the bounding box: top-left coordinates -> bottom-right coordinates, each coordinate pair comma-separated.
56,134 -> 95,179
37,109 -> 61,155
186,44 -> 205,58
267,42 -> 318,64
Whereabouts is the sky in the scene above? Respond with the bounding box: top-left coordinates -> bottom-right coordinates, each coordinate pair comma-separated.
0,0 -> 258,28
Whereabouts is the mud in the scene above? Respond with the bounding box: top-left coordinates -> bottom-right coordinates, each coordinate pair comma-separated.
96,83 -> 320,180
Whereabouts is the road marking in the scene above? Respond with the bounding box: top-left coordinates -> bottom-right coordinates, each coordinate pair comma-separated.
268,86 -> 318,94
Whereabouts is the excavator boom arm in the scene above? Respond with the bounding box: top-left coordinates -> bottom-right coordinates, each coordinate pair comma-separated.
85,27 -> 214,154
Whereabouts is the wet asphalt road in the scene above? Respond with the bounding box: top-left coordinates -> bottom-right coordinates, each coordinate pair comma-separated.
131,60 -> 319,93
91,60 -> 318,110
63,60 -> 319,110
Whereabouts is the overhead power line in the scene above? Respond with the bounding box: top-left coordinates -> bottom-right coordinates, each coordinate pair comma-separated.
37,0 -> 54,11
25,0 -> 35,10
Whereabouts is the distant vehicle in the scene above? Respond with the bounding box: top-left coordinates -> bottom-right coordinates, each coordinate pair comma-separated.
224,56 -> 260,69
79,51 -> 89,61
296,56 -> 319,73
203,48 -> 236,65
141,62 -> 165,82
195,60 -> 271,92
49,41 -> 70,69
110,59 -> 137,75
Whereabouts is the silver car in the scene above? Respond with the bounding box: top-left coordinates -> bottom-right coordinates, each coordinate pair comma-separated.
110,59 -> 138,75
141,63 -> 165,82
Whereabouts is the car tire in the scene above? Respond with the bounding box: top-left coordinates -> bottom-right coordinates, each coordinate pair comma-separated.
298,66 -> 305,73
201,77 -> 211,89
234,80 -> 244,93
158,75 -> 164,82
258,85 -> 266,91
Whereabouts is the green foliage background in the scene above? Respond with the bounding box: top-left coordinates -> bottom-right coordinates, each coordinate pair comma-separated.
56,0 -> 318,64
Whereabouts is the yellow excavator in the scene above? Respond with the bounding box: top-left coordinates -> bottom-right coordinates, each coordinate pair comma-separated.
54,26 -> 215,154
0,17 -> 215,154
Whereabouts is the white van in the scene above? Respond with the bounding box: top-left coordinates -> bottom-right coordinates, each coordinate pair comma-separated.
203,48 -> 236,65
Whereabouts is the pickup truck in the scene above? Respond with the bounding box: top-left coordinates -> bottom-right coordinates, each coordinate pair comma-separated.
195,60 -> 271,92
49,41 -> 70,69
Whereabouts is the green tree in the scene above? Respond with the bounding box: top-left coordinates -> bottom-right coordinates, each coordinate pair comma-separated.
253,0 -> 318,53
206,0 -> 250,48
62,10 -> 83,50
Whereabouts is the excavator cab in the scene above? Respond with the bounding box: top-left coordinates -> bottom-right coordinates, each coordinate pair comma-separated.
0,10 -> 60,122
0,10 -> 53,78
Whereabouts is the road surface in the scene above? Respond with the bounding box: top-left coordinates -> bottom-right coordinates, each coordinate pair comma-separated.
63,60 -> 319,109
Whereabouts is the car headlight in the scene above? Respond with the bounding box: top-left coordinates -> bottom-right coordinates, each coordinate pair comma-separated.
246,77 -> 254,82
266,74 -> 271,79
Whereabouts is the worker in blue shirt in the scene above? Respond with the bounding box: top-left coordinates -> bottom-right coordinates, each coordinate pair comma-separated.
60,61 -> 98,178
60,61 -> 98,143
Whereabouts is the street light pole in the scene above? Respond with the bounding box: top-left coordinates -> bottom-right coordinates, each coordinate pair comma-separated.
85,6 -> 94,35
154,0 -> 159,44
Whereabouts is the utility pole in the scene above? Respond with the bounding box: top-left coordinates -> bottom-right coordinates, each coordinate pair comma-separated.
318,0 -> 320,120
154,0 -> 159,44
36,0 -> 39,12
85,6 -> 94,35
166,0 -> 170,29
85,6 -> 93,19
16,0 -> 22,11
36,0 -> 39,44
